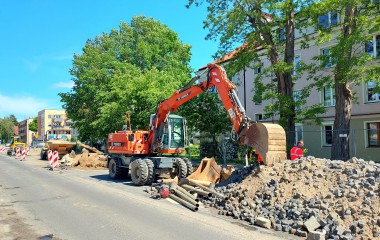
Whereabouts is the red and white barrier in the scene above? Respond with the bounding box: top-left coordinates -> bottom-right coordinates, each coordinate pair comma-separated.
48,150 -> 53,166
0,147 -> 5,154
15,147 -> 21,159
51,151 -> 59,170
26,147 -> 30,156
21,148 -> 26,161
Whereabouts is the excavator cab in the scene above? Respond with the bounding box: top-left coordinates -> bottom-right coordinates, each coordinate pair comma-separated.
162,115 -> 185,150
150,114 -> 186,154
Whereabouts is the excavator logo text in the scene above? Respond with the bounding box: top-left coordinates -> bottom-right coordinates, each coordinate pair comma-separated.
177,92 -> 191,101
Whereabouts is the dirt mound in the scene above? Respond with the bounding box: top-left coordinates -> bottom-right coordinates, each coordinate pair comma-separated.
203,157 -> 380,239
62,150 -> 107,168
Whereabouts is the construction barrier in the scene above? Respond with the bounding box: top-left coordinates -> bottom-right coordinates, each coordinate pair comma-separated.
15,147 -> 21,159
51,151 -> 59,170
21,148 -> 26,161
0,147 -> 5,154
48,150 -> 53,166
26,147 -> 30,156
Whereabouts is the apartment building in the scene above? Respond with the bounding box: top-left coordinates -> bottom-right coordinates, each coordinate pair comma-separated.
18,118 -> 34,145
37,109 -> 77,141
198,12 -> 380,161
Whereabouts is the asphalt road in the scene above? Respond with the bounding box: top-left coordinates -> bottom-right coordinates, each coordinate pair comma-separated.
0,153 -> 294,240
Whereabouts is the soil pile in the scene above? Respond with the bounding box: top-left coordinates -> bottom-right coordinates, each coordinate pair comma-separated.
62,149 -> 107,168
203,157 -> 380,239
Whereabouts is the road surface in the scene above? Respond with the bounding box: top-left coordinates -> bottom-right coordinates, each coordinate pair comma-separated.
0,153 -> 294,240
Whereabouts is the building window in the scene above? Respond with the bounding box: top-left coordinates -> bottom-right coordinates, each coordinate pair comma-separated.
255,113 -> 263,122
293,90 -> 302,110
367,122 -> 380,147
294,56 -> 301,76
231,75 -> 239,85
365,35 -> 380,57
66,131 -> 71,134
323,87 -> 335,106
254,64 -> 263,74
321,48 -> 334,68
318,12 -> 338,28
295,124 -> 303,145
366,81 -> 380,102
322,124 -> 334,146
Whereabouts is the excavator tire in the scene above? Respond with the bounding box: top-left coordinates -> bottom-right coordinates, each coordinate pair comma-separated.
109,158 -> 124,179
130,159 -> 149,185
144,158 -> 155,184
171,158 -> 187,179
183,158 -> 194,176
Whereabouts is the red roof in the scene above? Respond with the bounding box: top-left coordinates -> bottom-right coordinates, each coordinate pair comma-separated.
198,42 -> 263,70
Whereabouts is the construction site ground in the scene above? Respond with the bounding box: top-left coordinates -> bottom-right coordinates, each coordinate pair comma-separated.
1,146 -> 379,239
0,147 -> 300,240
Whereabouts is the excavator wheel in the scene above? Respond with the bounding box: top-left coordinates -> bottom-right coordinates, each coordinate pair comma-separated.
144,158 -> 155,184
109,158 -> 125,179
183,158 -> 194,176
171,158 -> 187,179
130,159 -> 149,185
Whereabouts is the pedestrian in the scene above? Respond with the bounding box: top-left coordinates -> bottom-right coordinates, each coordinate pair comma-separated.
290,140 -> 304,160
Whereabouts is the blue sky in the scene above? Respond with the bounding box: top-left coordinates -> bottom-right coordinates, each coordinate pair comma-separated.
0,0 -> 218,121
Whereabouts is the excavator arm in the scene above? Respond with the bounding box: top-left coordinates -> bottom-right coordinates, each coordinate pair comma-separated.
148,63 -> 287,165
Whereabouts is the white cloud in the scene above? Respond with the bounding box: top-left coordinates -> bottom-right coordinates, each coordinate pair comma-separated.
53,81 -> 75,89
0,93 -> 48,120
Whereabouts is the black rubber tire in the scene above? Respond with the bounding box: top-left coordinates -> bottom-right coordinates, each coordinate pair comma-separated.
40,150 -> 47,160
130,159 -> 149,185
109,158 -> 123,179
171,158 -> 187,179
183,158 -> 194,176
144,158 -> 155,184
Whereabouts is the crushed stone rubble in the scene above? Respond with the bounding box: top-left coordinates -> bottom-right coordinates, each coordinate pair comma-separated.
200,157 -> 380,240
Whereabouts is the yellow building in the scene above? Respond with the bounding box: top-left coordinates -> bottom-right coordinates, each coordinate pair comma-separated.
18,118 -> 34,146
37,109 -> 76,141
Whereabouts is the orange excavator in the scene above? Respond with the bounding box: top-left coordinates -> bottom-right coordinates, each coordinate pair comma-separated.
107,63 -> 287,185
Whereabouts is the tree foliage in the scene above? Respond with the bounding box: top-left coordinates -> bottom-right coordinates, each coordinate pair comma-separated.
59,16 -> 192,142
187,0 -> 322,151
178,92 -> 231,141
28,117 -> 38,132
0,118 -> 15,143
6,114 -> 18,126
304,0 -> 380,160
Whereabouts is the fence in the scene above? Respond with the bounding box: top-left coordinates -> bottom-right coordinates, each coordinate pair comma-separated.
287,127 -> 378,161
186,127 -> 379,163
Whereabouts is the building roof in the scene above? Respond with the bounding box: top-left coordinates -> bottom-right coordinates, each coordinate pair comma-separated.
198,42 -> 263,71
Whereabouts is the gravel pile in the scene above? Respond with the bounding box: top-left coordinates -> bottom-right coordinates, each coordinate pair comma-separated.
201,157 -> 380,240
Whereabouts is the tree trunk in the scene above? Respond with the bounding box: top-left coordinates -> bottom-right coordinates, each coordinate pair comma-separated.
331,6 -> 356,161
284,3 -> 296,154
331,82 -> 352,160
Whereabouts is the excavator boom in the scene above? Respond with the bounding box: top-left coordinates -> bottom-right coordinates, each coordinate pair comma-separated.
149,63 -> 287,165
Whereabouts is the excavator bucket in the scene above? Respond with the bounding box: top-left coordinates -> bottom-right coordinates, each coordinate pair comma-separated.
187,157 -> 222,184
239,122 -> 287,166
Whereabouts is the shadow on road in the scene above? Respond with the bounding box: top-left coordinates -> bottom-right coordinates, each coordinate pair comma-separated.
89,174 -> 133,185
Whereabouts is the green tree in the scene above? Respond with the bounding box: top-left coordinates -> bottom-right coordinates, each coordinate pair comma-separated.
187,0 -> 322,152
5,114 -> 18,126
28,117 -> 38,132
59,16 -> 192,143
0,118 -> 15,143
178,92 -> 231,142
305,0 -> 380,160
